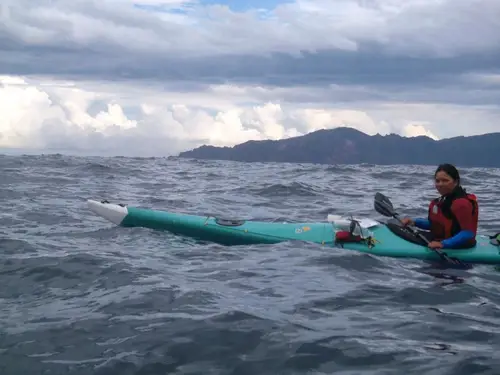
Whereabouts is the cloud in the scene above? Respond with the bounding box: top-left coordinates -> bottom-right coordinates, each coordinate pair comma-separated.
4,0 -> 500,56
402,124 -> 439,140
0,0 -> 499,156
1,75 -> 499,156
2,0 -> 500,83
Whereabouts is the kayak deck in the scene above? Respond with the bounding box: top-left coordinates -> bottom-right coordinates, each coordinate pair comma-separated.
87,199 -> 500,265
122,204 -> 336,246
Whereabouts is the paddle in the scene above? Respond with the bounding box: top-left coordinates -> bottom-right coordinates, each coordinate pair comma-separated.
373,192 -> 469,267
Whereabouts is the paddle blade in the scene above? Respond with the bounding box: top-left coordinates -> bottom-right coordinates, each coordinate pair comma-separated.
374,192 -> 396,217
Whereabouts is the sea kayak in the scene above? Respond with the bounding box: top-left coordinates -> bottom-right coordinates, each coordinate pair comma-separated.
87,199 -> 500,265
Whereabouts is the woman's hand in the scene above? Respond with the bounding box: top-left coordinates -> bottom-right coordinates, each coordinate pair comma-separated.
428,241 -> 443,249
400,218 -> 414,226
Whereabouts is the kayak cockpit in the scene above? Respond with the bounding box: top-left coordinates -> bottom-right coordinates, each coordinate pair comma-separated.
385,218 -> 432,246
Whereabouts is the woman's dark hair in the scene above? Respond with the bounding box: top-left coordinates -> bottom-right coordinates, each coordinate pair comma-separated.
435,163 -> 467,217
435,163 -> 460,184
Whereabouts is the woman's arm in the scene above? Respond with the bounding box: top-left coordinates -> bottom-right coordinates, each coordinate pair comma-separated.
414,218 -> 430,230
440,200 -> 476,248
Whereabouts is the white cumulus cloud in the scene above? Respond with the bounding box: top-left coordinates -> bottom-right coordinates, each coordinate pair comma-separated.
402,124 -> 439,140
1,75 -> 499,156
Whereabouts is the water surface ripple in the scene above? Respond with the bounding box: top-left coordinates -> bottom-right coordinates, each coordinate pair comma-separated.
1,155 -> 500,374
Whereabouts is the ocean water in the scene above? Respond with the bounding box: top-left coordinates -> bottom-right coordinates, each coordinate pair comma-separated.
1,154 -> 500,375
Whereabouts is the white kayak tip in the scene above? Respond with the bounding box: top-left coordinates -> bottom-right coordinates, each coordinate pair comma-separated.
87,199 -> 128,225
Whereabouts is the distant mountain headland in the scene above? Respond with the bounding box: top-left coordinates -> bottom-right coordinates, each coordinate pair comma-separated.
178,127 -> 500,168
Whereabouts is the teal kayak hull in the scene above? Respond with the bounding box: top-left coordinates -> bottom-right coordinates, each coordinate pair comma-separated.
87,199 -> 500,265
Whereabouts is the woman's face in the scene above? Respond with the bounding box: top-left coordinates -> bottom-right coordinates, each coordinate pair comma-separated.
434,170 -> 457,195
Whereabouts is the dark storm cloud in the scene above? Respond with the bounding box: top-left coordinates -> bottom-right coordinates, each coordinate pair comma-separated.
1,0 -> 499,106
1,42 -> 499,104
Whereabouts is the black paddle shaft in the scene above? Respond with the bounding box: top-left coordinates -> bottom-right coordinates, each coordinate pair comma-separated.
373,192 -> 466,266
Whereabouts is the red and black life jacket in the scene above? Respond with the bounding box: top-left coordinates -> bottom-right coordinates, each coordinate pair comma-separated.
427,192 -> 478,246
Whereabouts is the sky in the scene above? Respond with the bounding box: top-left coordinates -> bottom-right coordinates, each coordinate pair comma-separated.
1,0 -> 500,156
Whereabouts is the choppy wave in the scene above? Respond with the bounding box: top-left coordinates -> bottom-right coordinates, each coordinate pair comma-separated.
1,154 -> 500,375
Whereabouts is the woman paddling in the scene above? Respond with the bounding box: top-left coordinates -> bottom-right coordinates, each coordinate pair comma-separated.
401,163 -> 479,250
